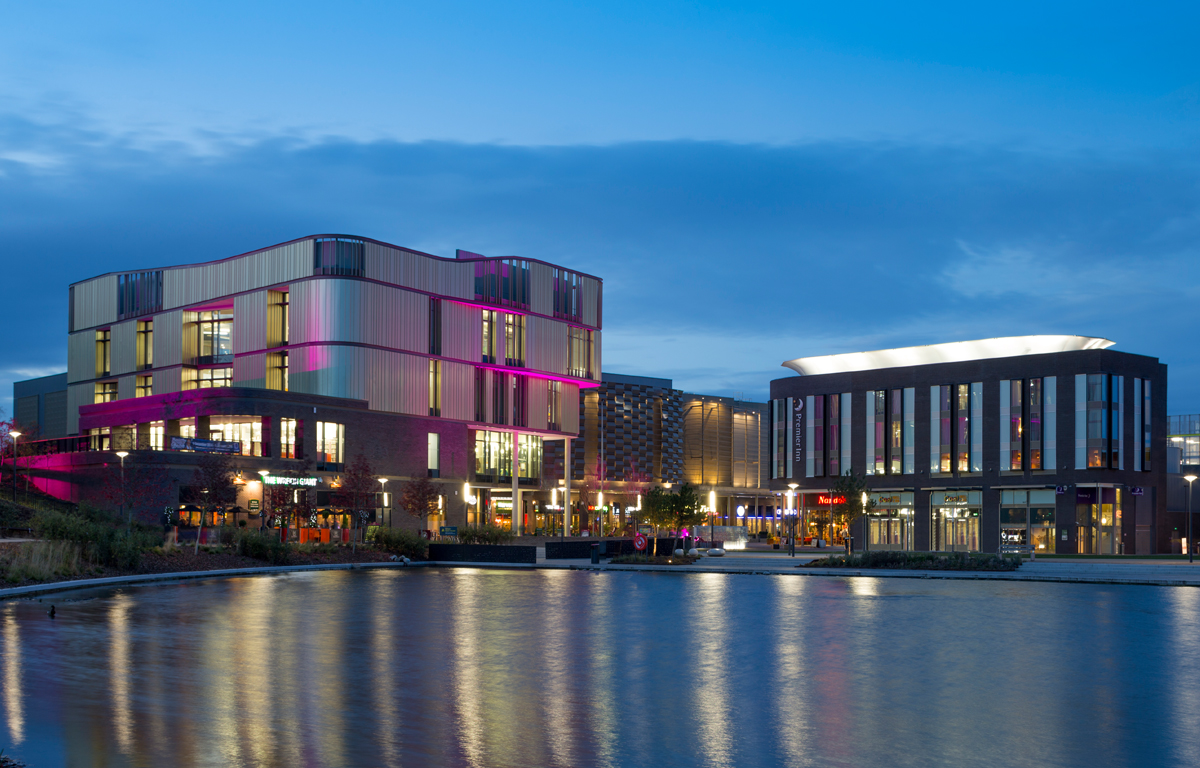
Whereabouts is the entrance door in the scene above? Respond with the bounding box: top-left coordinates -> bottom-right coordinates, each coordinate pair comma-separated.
936,509 -> 980,552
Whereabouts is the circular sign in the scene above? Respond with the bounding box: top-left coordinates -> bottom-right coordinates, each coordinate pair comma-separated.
634,533 -> 648,551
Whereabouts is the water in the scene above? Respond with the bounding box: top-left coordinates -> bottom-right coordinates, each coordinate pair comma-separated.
2,569 -> 1199,768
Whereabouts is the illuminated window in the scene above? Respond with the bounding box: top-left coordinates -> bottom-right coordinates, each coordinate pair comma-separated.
94,381 -> 117,403
429,360 -> 441,417
428,433 -> 440,478
197,311 -> 233,364
316,422 -> 344,464
504,313 -> 525,367
149,421 -> 164,451
136,375 -> 153,398
280,418 -> 298,459
137,320 -> 153,370
196,367 -> 232,388
209,417 -> 263,456
482,310 -> 497,363
95,330 -> 111,377
568,327 -> 592,378
548,381 -> 561,431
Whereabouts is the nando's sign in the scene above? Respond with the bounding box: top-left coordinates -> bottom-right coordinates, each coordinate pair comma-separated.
816,494 -> 847,506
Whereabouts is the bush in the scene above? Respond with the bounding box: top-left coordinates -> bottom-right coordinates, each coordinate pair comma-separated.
233,529 -> 293,565
30,509 -> 158,571
455,524 -> 515,545
369,527 -> 429,559
1,541 -> 83,582
804,551 -> 1021,571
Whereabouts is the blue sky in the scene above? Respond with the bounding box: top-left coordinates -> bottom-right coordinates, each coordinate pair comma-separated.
2,0 -> 1199,416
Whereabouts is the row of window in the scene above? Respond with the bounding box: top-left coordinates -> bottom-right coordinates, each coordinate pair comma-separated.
771,374 -> 1154,479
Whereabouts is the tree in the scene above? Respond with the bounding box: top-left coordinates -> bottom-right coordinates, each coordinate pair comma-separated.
398,475 -> 439,526
190,453 -> 238,554
268,459 -> 314,532
642,486 -> 675,555
96,460 -> 172,529
831,471 -> 876,550
336,453 -> 378,552
670,483 -> 705,555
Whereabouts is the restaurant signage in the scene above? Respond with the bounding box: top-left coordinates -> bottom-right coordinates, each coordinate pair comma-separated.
817,495 -> 846,506
263,475 -> 318,487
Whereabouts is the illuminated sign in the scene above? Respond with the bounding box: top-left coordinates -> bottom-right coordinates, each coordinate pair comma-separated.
263,475 -> 318,487
817,495 -> 846,506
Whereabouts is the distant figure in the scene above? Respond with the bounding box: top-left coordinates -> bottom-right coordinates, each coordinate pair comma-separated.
48,605 -> 55,619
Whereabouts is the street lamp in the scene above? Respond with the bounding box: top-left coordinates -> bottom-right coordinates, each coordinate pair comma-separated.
258,469 -> 270,528
115,451 -> 129,530
862,491 -> 869,553
709,490 -> 717,550
787,483 -> 798,556
1186,474 -> 1198,564
9,431 -> 21,502
378,478 -> 389,528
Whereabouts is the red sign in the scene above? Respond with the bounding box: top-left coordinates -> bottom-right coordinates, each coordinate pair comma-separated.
817,495 -> 846,506
634,533 -> 648,551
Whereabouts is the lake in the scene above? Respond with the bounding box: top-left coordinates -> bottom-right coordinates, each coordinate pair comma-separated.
2,568 -> 1198,767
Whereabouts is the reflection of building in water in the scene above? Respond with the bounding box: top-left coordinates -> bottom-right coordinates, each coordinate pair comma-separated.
770,336 -> 1172,553
3,608 -> 23,746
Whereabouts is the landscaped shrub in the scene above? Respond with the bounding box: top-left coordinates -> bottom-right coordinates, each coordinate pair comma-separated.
455,524 -> 515,545
31,509 -> 159,571
1,541 -> 84,582
233,529 -> 293,564
368,527 -> 429,559
804,551 -> 1020,571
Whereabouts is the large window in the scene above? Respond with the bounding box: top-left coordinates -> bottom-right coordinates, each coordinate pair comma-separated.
149,421 -> 164,451
95,330 -> 111,377
209,417 -> 263,456
196,367 -> 232,389
280,418 -> 298,459
269,290 -> 289,348
117,270 -> 163,319
316,422 -> 344,464
268,351 -> 289,392
136,320 -> 153,370
428,433 -> 440,478
805,393 -> 850,478
313,237 -> 365,276
548,380 -> 561,431
429,297 -> 442,355
553,268 -> 582,321
94,381 -> 117,404
1028,378 -> 1043,470
1076,374 -> 1121,469
429,360 -> 441,417
492,372 -> 508,425
770,398 -> 792,479
482,310 -> 497,363
474,258 -> 530,309
1001,489 -> 1056,553
474,430 -> 542,482
136,375 -> 153,398
197,310 -> 233,365
1137,379 -> 1153,471
504,313 -> 525,367
567,327 -> 592,378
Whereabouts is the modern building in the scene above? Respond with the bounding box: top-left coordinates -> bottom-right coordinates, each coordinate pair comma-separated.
17,234 -> 602,533
1168,414 -> 1200,471
12,373 -> 68,439
768,335 -> 1170,554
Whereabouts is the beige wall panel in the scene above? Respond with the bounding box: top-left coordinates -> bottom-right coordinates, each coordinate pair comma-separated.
117,375 -> 136,401
529,262 -> 554,316
164,241 -> 312,310
153,367 -> 182,396
365,242 -> 424,292
290,279 -> 426,352
67,331 -> 95,384
233,353 -> 267,389
233,290 -> 269,355
111,320 -> 137,376
73,275 -> 118,331
561,383 -> 580,435
435,259 -> 474,299
66,384 -> 92,435
442,301 -> 481,362
526,377 -> 549,431
442,361 -> 475,422
581,276 -> 601,328
153,310 -> 184,368
290,345 -> 427,415
526,316 -> 567,376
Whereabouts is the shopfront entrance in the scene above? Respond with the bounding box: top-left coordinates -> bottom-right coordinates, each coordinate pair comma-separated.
866,492 -> 914,551
1075,487 -> 1123,555
932,491 -> 980,552
1000,489 -> 1056,554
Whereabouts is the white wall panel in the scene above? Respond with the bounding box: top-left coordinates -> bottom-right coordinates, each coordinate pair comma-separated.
111,320 -> 137,376
153,310 -> 184,368
233,353 -> 267,389
67,332 -> 95,384
526,316 -> 567,376
234,290 -> 269,355
290,345 -> 428,415
153,367 -> 182,396
290,279 -> 426,352
561,383 -> 580,435
526,377 -> 549,431
163,240 -> 312,310
581,276 -> 601,328
442,361 -> 475,421
117,375 -> 136,401
67,384 -> 91,435
529,262 -> 554,316
442,301 -> 481,363
72,275 -> 118,331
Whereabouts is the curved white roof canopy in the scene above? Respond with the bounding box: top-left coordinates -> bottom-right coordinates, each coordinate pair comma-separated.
782,335 -> 1115,376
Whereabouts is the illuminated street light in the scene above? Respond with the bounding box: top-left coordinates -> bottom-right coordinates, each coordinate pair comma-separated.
378,478 -> 389,527
9,431 -> 21,502
1186,474 -> 1198,564
115,451 -> 130,531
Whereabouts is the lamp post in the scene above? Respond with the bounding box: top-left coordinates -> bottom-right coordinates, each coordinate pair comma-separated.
862,491 -> 869,553
9,431 -> 21,502
787,483 -> 798,556
1186,474 -> 1198,564
115,451 -> 129,530
709,489 -> 716,551
378,478 -> 389,528
258,469 -> 270,529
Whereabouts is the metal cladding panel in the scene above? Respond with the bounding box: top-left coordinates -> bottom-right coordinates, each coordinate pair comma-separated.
290,279 -> 426,352
111,320 -> 137,376
526,316 -> 567,376
561,382 -> 580,435
234,291 -> 269,355
442,301 -> 481,363
581,276 -> 601,328
527,377 -> 549,431
364,242 -> 474,299
66,384 -> 91,435
73,275 -> 118,331
67,332 -> 95,384
529,262 -> 554,316
154,310 -> 184,368
435,259 -> 474,299
442,361 -> 475,421
153,367 -> 182,396
233,353 -> 267,389
591,331 -> 602,383
163,241 -> 311,309
117,375 -> 136,401
290,345 -> 427,415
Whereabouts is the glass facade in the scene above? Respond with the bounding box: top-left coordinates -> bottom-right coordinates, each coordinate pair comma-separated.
197,311 -> 233,365
932,491 -> 981,552
1075,487 -> 1123,554
316,422 -> 344,464
1169,414 -> 1198,467
474,430 -> 542,482
931,383 -> 980,475
1076,374 -> 1123,470
866,492 -> 915,551
209,417 -> 263,457
567,327 -> 592,378
195,367 -> 232,388
1000,489 -> 1056,553
94,381 -> 117,404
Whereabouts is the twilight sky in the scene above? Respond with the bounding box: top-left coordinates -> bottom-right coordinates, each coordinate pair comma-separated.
2,0 -> 1199,417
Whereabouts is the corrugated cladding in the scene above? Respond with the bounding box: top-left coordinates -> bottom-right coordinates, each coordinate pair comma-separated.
153,310 -> 184,367
526,377 -> 549,431
442,361 -> 475,421
442,301 -> 481,363
72,275 -> 118,331
66,384 -> 91,435
117,375 -> 136,401
233,353 -> 267,389
290,345 -> 427,415
290,279 -> 426,351
163,241 -> 312,310
526,316 -> 567,376
233,291 -> 269,355
67,332 -> 95,384
561,382 -> 580,434
529,262 -> 554,316
111,320 -> 137,376
591,332 -> 602,383
365,242 -> 474,299
153,367 -> 182,396
581,276 -> 601,328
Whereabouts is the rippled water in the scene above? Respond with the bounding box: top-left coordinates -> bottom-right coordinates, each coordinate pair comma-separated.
2,569 -> 1199,768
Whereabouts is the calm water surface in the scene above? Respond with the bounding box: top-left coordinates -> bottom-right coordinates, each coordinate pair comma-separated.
2,569 -> 1199,768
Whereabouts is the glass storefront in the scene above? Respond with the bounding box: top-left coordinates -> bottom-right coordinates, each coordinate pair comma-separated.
932,491 -> 980,552
866,492 -> 915,551
1075,487 -> 1123,555
1000,489 -> 1056,553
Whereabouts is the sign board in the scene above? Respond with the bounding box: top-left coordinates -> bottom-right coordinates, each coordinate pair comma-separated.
817,495 -> 847,506
263,475 -> 318,487
1132,487 -> 1145,497
440,526 -> 458,537
248,499 -> 260,510
1056,485 -> 1069,495
169,436 -> 241,454
634,533 -> 648,551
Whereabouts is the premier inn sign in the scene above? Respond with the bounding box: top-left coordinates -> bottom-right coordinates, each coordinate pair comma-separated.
263,475 -> 318,487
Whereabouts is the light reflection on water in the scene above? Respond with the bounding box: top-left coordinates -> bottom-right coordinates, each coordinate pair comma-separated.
2,570 -> 1200,768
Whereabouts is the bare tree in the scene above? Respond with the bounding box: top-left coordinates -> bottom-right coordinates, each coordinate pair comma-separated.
191,453 -> 238,554
398,476 -> 440,527
335,453 -> 378,552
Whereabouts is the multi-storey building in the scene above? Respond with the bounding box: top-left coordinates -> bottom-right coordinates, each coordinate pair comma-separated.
25,235 -> 602,532
768,336 -> 1171,554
